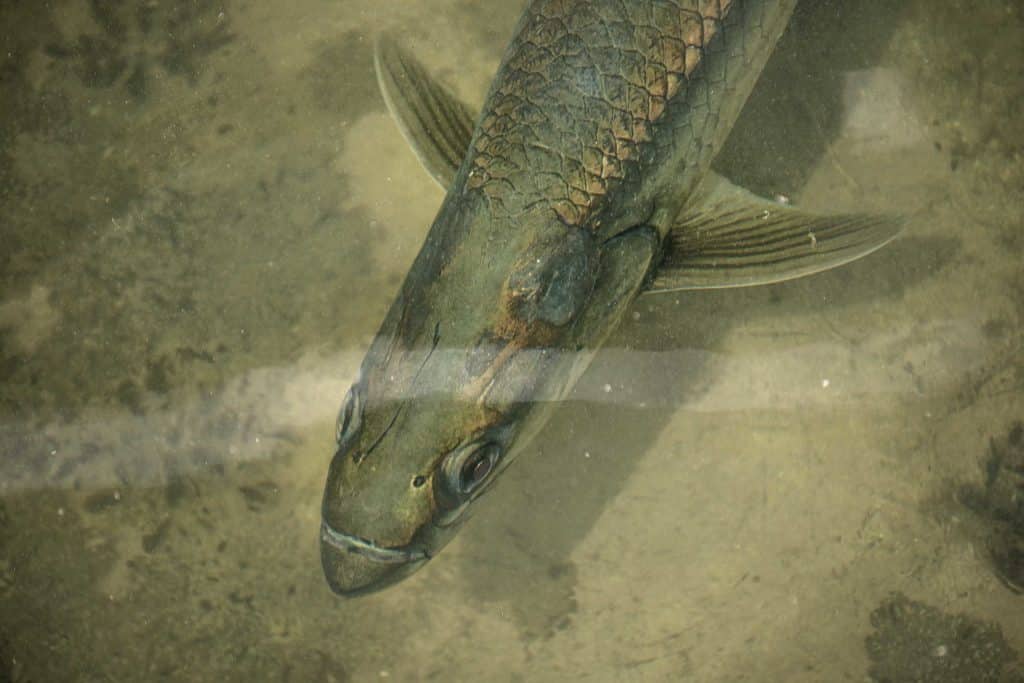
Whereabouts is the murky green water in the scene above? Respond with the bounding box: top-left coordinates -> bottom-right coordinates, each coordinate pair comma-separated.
1,1 -> 1022,680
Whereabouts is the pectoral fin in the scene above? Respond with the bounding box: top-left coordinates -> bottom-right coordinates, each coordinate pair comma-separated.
374,38 -> 901,292
374,34 -> 475,189
645,172 -> 902,292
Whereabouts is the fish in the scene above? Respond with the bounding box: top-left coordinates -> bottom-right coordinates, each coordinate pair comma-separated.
320,0 -> 900,596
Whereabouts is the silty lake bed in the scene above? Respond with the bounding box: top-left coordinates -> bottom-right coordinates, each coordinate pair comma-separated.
1,0 -> 1023,681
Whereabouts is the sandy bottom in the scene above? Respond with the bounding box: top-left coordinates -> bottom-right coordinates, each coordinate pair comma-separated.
1,1 -> 1022,681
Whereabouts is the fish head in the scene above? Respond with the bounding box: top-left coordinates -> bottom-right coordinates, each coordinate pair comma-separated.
319,198 -> 606,596
319,244 -> 538,595
320,358 -> 523,596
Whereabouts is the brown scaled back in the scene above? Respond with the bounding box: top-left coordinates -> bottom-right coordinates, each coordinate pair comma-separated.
466,0 -> 735,228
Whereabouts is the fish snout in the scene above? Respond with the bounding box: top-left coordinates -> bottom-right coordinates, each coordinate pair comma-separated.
319,521 -> 428,596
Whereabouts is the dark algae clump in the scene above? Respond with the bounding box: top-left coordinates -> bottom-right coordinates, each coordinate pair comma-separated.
959,421 -> 1024,593
866,593 -> 1023,683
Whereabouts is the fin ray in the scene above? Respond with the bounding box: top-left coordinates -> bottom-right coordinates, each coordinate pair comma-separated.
374,34 -> 475,188
646,173 -> 902,292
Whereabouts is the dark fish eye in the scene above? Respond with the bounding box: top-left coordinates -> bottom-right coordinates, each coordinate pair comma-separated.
335,383 -> 362,446
457,443 -> 500,493
434,440 -> 507,523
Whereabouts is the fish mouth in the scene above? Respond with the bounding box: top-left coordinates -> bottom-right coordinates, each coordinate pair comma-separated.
319,520 -> 429,596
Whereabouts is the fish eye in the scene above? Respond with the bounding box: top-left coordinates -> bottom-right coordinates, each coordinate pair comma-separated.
335,383 -> 362,446
456,443 -> 501,494
436,440 -> 506,515
434,440 -> 507,524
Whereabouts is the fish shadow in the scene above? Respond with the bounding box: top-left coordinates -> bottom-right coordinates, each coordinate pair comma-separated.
718,0 -> 915,196
454,233 -> 954,635
450,0 -> 942,636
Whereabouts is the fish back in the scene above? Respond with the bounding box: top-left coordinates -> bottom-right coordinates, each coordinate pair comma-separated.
464,0 -> 797,236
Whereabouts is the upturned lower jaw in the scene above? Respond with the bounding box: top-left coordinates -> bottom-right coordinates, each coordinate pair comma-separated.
319,521 -> 428,563
319,521 -> 430,596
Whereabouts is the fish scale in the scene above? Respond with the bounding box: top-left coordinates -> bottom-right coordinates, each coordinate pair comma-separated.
467,0 -> 792,235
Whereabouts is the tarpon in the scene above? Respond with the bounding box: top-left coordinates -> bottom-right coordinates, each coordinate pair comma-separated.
320,0 -> 900,596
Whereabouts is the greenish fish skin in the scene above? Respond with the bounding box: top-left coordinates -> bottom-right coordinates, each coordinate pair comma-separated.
320,0 -> 850,596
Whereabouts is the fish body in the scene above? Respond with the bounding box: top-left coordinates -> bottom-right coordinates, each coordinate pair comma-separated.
320,0 -> 898,596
